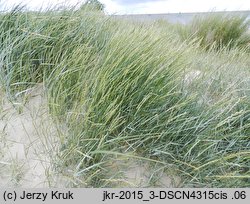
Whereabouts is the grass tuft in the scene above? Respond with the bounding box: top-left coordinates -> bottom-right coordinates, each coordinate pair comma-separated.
0,6 -> 249,187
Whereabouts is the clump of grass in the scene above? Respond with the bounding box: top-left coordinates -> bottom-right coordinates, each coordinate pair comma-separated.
0,6 -> 249,187
181,14 -> 250,50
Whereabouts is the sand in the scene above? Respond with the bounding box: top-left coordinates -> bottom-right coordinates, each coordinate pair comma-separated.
0,84 -> 59,187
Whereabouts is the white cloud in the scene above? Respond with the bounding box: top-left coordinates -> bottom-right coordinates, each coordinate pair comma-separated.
99,0 -> 122,14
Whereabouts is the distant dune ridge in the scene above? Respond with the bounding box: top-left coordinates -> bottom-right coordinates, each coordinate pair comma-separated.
113,10 -> 250,24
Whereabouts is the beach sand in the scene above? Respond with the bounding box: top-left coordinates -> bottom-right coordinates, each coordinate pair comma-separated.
0,84 -> 59,187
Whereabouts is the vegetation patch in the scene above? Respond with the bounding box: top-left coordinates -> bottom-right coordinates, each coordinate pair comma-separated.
0,3 -> 250,187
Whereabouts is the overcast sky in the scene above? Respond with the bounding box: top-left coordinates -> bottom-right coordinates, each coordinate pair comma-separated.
1,0 -> 250,14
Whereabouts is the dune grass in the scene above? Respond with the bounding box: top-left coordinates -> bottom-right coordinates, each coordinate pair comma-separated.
178,13 -> 250,50
0,6 -> 249,187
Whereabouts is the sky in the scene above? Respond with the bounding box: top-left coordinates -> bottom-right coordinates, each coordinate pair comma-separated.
0,0 -> 250,14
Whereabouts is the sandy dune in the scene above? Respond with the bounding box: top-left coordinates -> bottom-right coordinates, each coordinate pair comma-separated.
0,85 -> 59,187
0,85 -> 179,188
